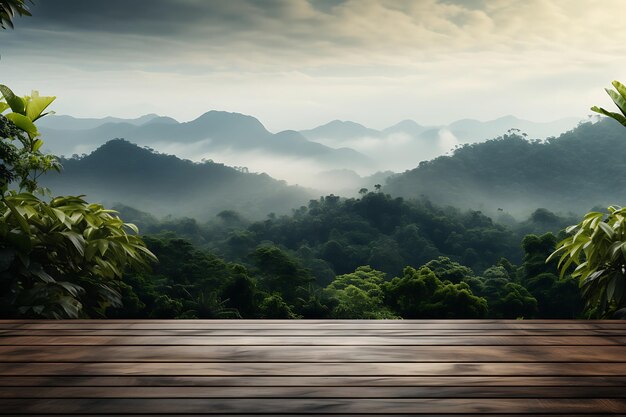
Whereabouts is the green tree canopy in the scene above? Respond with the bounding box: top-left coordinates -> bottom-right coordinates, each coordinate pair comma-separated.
384,266 -> 487,318
325,266 -> 396,319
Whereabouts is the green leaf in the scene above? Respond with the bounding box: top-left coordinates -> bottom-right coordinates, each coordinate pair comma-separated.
125,223 -> 139,234
5,112 -> 38,138
60,231 -> 85,256
598,221 -> 614,238
57,281 -> 82,297
51,207 -> 68,226
615,277 -> 625,305
612,80 -> 626,100
85,242 -> 97,261
608,275 -> 617,301
97,239 -> 109,256
0,102 -> 9,113
25,91 -> 56,122
0,84 -> 25,114
606,89 -> 626,117
32,138 -> 43,152
591,106 -> 626,126
3,198 -> 30,234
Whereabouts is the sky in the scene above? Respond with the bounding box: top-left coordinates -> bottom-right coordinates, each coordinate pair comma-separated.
1,0 -> 625,131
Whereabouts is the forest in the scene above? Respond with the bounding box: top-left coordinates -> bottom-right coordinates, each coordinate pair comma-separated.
106,194 -> 584,320
4,89 -> 626,320
4,91 -> 626,320
2,1 -> 626,322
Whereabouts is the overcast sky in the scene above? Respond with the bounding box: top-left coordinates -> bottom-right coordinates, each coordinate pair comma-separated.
1,0 -> 624,131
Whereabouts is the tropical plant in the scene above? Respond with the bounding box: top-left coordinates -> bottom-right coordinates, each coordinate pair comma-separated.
591,80 -> 626,127
548,207 -> 626,317
0,0 -> 31,29
0,85 -> 60,195
0,194 -> 157,318
547,80 -> 626,317
0,84 -> 157,318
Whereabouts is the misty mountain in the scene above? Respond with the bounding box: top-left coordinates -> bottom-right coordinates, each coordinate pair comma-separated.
300,120 -> 382,142
37,113 -> 163,131
382,120 -> 429,137
384,119 -> 626,218
299,115 -> 581,173
39,111 -> 372,175
40,139 -> 316,220
445,115 -> 582,143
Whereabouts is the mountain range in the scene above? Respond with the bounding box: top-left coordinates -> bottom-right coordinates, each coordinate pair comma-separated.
38,117 -> 623,222
298,116 -> 582,172
384,118 -> 626,217
40,139 -> 315,221
37,112 -> 582,189
38,112 -> 370,176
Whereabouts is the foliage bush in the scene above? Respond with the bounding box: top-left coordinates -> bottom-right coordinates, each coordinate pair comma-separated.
0,84 -> 156,318
549,81 -> 626,317
549,207 -> 626,317
0,194 -> 155,317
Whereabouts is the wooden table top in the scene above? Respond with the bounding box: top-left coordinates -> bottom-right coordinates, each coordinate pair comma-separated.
1,319 -> 626,415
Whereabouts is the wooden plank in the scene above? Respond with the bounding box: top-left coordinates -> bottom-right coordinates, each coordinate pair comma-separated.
3,319 -> 624,323
1,345 -> 623,363
2,398 -> 626,414
2,321 -> 626,330
2,335 -> 625,345
2,385 -> 626,398
4,328 -> 626,336
3,362 -> 626,376
14,415 -> 604,417
3,375 -> 626,387
1,320 -> 624,415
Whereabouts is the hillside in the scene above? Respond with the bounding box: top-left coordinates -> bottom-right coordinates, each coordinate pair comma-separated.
299,116 -> 580,172
384,119 -> 626,217
40,139 -> 316,220
39,111 -> 371,174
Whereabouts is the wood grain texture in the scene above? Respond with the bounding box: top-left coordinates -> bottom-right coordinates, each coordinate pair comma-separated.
3,335 -> 626,345
3,345 -> 626,362
1,319 -> 625,415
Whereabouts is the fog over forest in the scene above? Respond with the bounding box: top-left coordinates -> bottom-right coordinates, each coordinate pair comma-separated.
4,0 -> 626,323
37,111 -> 582,195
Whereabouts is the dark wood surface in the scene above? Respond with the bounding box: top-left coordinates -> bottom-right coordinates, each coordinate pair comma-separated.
1,320 -> 625,415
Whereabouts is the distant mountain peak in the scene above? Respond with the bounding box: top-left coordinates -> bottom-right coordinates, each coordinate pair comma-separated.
494,114 -> 522,123
190,110 -> 269,132
194,110 -> 260,121
300,119 -> 380,141
141,116 -> 178,126
91,138 -> 150,155
323,119 -> 368,128
394,119 -> 422,127
382,119 -> 427,136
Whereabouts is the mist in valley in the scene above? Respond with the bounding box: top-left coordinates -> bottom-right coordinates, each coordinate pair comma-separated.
5,0 -> 626,322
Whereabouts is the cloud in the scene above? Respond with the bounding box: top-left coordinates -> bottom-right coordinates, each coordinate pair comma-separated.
1,0 -> 624,129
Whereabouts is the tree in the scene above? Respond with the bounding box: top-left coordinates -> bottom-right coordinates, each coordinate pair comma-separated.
474,266 -> 537,319
251,245 -> 313,303
325,266 -> 396,318
522,234 -> 582,318
384,266 -> 487,318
